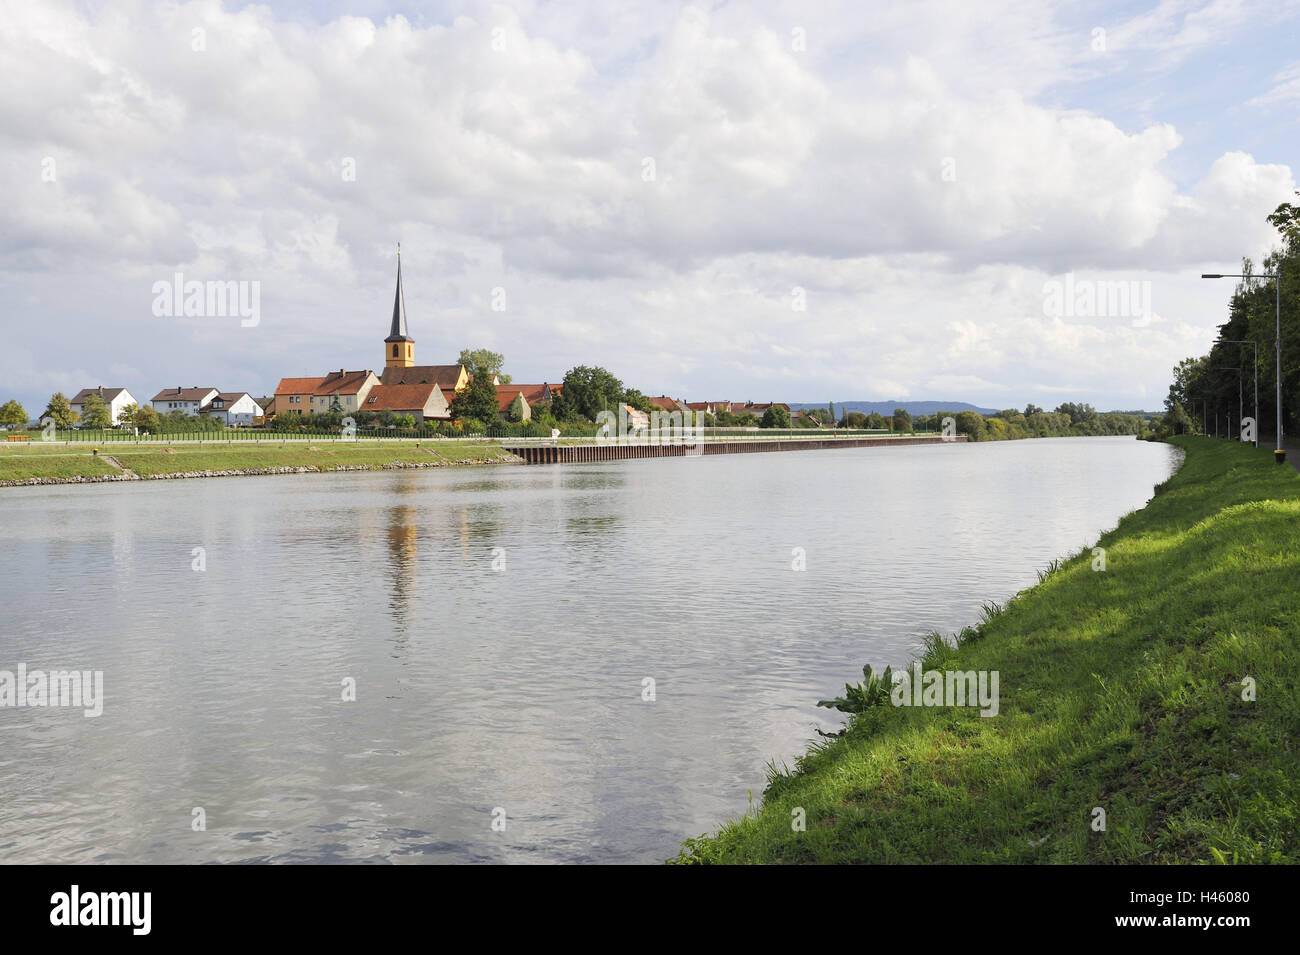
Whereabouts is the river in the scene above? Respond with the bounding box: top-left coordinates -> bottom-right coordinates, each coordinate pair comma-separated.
0,436 -> 1180,863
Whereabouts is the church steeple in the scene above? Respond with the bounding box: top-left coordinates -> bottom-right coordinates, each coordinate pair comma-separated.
385,243 -> 414,368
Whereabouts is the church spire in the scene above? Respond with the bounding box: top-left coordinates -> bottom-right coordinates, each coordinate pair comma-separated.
384,243 -> 415,368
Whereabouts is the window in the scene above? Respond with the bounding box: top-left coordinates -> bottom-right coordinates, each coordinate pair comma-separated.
393,345 -> 399,357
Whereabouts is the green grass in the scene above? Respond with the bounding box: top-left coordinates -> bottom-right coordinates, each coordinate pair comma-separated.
0,440 -> 510,481
0,448 -> 119,480
674,437 -> 1300,864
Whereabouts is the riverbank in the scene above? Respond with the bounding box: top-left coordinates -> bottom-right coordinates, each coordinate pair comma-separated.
674,436 -> 1300,864
0,440 -> 519,486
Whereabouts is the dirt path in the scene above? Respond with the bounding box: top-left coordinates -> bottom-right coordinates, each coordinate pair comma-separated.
100,454 -> 139,478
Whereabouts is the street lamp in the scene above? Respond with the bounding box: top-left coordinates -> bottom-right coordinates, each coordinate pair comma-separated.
1218,339 -> 1259,448
1202,272 -> 1282,456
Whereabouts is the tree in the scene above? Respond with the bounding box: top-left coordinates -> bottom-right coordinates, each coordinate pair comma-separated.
558,366 -> 624,420
761,404 -> 792,428
80,393 -> 112,429
866,412 -> 886,429
458,348 -> 510,385
840,411 -> 868,429
955,410 -> 987,440
0,399 -> 28,429
132,405 -> 160,432
449,372 -> 500,423
506,393 -> 527,422
621,388 -> 653,414
892,407 -> 913,432
43,392 -> 77,428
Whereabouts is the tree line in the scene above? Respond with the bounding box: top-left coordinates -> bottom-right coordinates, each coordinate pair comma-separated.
1156,192 -> 1299,440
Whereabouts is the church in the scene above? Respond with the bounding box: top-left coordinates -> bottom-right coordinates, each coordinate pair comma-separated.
271,248 -> 468,422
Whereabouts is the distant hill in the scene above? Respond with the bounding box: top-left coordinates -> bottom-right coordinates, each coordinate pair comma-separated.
788,400 -> 1001,416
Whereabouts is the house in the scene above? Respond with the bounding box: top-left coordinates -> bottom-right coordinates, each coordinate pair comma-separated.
308,369 -> 379,415
619,403 -> 650,431
496,383 -> 559,422
69,387 -> 137,425
152,387 -> 219,416
203,393 -> 264,427
686,400 -> 730,415
648,395 -> 686,413
271,377 -> 322,416
496,386 -> 531,421
359,383 -> 450,421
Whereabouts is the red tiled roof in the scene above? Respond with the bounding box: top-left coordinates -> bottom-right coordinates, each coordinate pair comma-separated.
362,383 -> 441,413
648,395 -> 680,411
379,364 -> 464,389
496,386 -> 527,413
511,383 -> 554,404
275,377 -> 325,396
313,370 -> 374,396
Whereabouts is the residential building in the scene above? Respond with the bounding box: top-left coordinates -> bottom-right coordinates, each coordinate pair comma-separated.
308,369 -> 379,415
203,393 -> 264,427
271,377 -> 322,416
360,383 -> 450,421
152,387 -> 219,415
69,387 -> 137,425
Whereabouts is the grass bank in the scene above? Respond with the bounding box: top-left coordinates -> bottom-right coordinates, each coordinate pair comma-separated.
0,440 -> 515,484
675,437 -> 1300,864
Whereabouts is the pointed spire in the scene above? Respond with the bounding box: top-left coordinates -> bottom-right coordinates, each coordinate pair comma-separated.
386,243 -> 412,342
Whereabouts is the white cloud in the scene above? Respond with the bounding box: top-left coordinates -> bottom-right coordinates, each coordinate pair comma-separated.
0,0 -> 1294,413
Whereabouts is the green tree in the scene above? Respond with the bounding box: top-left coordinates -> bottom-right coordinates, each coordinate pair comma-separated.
760,404 -> 792,428
558,366 -> 624,421
955,410 -> 987,440
892,407 -> 913,432
506,393 -> 527,422
458,348 -> 511,385
43,392 -> 77,428
866,412 -> 886,429
840,411 -> 868,429
80,393 -> 113,429
621,388 -> 653,414
449,371 -> 501,423
132,405 -> 160,432
0,399 -> 28,429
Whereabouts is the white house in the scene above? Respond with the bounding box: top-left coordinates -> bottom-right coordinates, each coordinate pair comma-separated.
203,393 -> 264,427
152,387 -> 219,416
69,387 -> 137,425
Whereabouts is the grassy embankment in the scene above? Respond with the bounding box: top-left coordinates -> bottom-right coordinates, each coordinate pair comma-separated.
675,436 -> 1300,864
0,440 -> 509,482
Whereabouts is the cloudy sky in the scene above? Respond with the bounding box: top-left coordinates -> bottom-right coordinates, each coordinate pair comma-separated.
3,0 -> 1297,414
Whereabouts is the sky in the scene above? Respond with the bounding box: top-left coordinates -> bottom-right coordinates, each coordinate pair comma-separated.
2,0 -> 1298,415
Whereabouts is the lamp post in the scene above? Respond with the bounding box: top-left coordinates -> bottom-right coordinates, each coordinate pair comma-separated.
1202,272 -> 1282,454
1218,339 -> 1259,447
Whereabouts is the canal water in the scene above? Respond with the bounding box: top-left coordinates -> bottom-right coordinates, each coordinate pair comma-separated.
0,436 -> 1179,863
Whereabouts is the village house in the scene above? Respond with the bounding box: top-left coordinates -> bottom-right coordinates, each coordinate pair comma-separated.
152,387 -> 219,415
495,383 -> 559,422
203,393 -> 264,427
69,387 -> 137,425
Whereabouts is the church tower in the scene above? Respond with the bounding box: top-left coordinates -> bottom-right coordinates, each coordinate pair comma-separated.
385,244 -> 415,369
